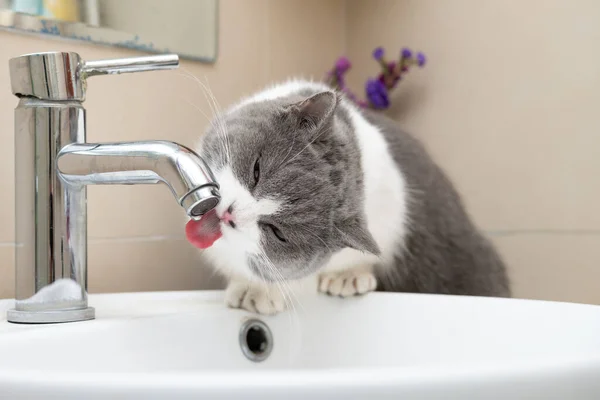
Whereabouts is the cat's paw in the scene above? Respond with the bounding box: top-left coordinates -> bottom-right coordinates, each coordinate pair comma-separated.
318,269 -> 377,297
225,281 -> 286,315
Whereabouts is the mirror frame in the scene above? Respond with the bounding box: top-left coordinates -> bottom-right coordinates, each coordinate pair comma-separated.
0,4 -> 219,63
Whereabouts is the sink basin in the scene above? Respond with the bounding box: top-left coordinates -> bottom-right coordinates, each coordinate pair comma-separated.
0,291 -> 599,399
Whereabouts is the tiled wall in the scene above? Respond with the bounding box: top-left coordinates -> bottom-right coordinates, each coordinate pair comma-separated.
0,0 -> 346,298
1,0 -> 598,305
346,0 -> 600,304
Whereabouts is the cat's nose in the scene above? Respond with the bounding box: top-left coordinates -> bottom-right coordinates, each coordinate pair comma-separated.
221,204 -> 236,228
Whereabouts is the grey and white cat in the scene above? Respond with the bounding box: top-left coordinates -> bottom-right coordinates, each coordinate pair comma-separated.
194,80 -> 509,314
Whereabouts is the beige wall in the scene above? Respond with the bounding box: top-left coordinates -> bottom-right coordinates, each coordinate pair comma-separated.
0,0 -> 346,298
98,0 -> 218,60
1,0 -> 598,305
346,0 -> 600,304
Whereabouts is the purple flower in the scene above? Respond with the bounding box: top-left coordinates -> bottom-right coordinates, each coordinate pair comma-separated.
365,79 -> 390,109
372,47 -> 385,60
416,52 -> 426,67
335,56 -> 351,73
401,48 -> 412,59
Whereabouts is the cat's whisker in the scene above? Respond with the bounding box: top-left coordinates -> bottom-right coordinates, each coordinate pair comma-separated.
255,251 -> 290,315
200,76 -> 226,120
184,99 -> 218,135
177,69 -> 231,162
296,225 -> 331,251
178,93 -> 228,162
256,255 -> 305,367
201,257 -> 223,282
256,249 -> 303,321
274,264 -> 305,316
193,74 -> 231,163
274,133 -> 296,171
257,251 -> 290,306
250,256 -> 268,285
280,126 -> 334,169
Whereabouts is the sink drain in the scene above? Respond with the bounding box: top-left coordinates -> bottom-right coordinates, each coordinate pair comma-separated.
239,319 -> 273,362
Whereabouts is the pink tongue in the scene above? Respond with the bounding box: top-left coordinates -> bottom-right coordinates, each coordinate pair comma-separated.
185,209 -> 223,249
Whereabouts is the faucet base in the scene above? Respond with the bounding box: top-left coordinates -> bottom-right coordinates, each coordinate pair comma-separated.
7,307 -> 95,324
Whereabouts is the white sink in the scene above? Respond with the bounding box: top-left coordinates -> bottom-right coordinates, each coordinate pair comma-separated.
0,291 -> 599,399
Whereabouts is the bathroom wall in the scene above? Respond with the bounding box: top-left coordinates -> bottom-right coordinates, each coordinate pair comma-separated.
0,0 -> 346,298
346,0 -> 600,304
97,0 -> 218,59
1,0 -> 598,306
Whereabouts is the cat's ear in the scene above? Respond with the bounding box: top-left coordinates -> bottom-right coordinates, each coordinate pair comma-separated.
291,91 -> 338,130
335,215 -> 380,256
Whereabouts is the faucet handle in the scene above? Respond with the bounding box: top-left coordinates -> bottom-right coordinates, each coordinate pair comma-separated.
10,52 -> 179,101
82,54 -> 179,77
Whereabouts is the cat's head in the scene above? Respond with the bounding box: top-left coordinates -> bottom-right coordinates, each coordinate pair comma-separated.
196,90 -> 379,281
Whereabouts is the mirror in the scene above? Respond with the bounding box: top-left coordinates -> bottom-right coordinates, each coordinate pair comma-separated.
0,0 -> 218,62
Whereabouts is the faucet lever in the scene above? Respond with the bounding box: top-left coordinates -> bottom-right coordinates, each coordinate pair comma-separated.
10,52 -> 179,102
82,54 -> 179,77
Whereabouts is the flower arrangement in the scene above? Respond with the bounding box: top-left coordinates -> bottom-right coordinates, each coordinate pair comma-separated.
324,47 -> 426,110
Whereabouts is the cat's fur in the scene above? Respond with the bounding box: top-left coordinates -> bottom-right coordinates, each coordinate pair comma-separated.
196,80 -> 509,314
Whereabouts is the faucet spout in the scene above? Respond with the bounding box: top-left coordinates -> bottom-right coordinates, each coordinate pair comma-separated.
57,141 -> 220,218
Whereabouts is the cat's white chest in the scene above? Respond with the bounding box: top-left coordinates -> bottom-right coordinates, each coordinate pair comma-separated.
324,106 -> 408,272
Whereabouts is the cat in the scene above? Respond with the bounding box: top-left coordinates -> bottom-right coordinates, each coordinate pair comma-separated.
190,79 -> 510,314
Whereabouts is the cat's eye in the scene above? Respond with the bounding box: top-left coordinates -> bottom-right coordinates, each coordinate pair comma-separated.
266,223 -> 287,243
253,157 -> 260,185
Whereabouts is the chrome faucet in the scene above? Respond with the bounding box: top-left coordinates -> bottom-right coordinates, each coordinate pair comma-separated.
7,52 -> 220,324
